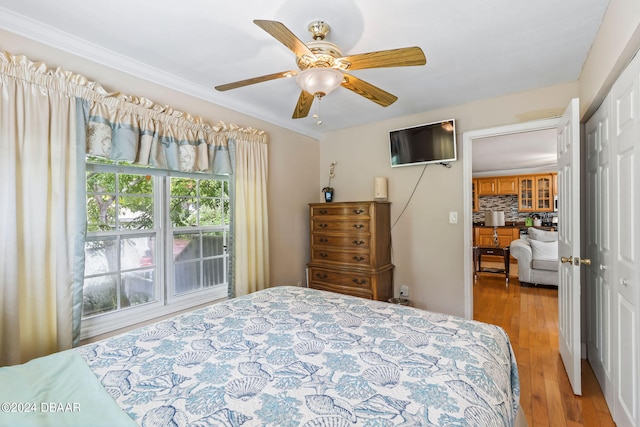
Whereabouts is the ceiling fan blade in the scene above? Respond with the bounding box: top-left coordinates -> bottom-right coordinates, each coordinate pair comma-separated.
292,90 -> 314,119
214,71 -> 295,91
341,73 -> 398,107
339,46 -> 426,70
254,20 -> 317,60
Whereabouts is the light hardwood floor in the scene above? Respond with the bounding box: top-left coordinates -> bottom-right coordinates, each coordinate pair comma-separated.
473,271 -> 615,427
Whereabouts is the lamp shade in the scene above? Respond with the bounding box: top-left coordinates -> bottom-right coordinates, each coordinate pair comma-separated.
484,211 -> 505,227
295,68 -> 343,97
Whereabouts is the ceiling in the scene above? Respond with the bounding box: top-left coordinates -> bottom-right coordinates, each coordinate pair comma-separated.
472,129 -> 558,176
0,0 -> 609,139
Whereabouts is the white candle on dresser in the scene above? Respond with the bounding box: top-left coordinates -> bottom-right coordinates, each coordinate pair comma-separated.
374,176 -> 388,200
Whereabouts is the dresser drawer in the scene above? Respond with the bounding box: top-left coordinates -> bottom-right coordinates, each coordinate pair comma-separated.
308,267 -> 372,291
312,220 -> 370,233
311,203 -> 371,218
311,248 -> 371,267
312,234 -> 371,250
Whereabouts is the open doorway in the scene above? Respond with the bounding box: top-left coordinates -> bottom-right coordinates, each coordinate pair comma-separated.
461,118 -> 560,318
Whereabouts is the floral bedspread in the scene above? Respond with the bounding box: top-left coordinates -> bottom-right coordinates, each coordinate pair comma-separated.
78,286 -> 520,426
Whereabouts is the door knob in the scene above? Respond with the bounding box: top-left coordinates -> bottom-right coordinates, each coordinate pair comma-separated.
561,256 -> 573,264
580,258 -> 591,266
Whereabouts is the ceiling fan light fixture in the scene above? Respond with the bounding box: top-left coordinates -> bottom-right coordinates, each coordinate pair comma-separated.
295,68 -> 343,97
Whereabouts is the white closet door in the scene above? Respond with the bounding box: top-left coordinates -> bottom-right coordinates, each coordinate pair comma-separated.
611,51 -> 640,427
586,99 -> 614,408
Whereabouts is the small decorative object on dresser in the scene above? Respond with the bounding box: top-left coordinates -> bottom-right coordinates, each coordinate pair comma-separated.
307,201 -> 393,301
322,161 -> 337,202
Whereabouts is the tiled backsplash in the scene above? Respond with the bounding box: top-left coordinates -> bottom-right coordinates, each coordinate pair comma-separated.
473,195 -> 557,223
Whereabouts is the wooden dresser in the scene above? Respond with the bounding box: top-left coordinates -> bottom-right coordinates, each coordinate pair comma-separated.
307,201 -> 393,301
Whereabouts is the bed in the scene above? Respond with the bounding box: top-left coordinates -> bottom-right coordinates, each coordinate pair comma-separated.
0,286 -> 522,426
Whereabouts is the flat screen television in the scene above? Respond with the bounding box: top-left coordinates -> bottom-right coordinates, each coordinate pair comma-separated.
389,119 -> 457,167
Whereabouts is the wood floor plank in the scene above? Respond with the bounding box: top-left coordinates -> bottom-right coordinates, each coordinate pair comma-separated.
473,274 -> 615,427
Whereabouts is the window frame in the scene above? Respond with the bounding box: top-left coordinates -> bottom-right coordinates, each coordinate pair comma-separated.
81,162 -> 232,340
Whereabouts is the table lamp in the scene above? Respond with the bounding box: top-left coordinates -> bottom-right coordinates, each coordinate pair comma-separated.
485,211 -> 505,247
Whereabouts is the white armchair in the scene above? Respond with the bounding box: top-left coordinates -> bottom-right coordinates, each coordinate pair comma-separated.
510,227 -> 559,287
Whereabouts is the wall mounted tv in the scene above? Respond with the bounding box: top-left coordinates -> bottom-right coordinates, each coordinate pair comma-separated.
389,119 -> 457,167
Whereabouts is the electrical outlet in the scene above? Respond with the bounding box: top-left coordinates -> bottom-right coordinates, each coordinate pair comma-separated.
400,285 -> 409,297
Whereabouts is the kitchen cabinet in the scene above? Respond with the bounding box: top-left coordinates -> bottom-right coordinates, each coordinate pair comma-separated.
474,226 -> 520,248
518,173 -> 554,212
307,201 -> 393,301
476,176 -> 519,196
472,179 -> 479,212
477,178 -> 497,195
496,176 -> 518,194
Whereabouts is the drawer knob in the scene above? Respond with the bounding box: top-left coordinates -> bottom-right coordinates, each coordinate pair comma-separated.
315,273 -> 328,279
318,223 -> 328,228
319,209 -> 328,214
319,253 -> 328,258
352,240 -> 365,245
319,238 -> 329,243
352,278 -> 367,285
352,224 -> 364,229
352,256 -> 365,262
353,209 -> 365,214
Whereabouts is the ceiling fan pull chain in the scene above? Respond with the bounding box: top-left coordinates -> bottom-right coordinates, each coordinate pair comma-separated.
313,94 -> 323,125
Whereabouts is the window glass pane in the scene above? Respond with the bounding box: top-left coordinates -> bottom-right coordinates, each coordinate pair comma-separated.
203,232 -> 225,257
223,200 -> 230,224
199,198 -> 221,226
171,178 -> 197,197
121,270 -> 155,307
174,260 -> 201,295
120,174 -> 152,194
200,180 -> 221,197
170,197 -> 197,227
83,275 -> 118,316
203,259 -> 225,287
119,196 -> 153,230
121,236 -> 155,270
173,234 -> 200,261
87,171 -> 116,193
85,237 -> 118,275
86,196 -> 116,232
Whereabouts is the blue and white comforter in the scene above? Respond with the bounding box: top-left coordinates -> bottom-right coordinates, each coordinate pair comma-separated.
78,286 -> 520,426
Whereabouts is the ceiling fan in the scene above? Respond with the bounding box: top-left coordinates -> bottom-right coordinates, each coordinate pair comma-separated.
215,20 -> 427,120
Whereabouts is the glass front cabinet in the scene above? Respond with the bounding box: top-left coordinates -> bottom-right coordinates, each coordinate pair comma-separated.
518,174 -> 554,212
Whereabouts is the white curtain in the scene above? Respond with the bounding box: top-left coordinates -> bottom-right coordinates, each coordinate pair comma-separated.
234,136 -> 270,296
0,51 -> 271,365
0,54 -> 82,366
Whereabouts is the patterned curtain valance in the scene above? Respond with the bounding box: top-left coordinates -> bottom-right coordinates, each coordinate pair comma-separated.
0,51 -> 268,174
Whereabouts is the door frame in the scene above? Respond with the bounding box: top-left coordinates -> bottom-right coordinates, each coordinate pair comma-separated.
462,118 -> 561,318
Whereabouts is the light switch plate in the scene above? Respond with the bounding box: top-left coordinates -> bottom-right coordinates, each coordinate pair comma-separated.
449,211 -> 458,224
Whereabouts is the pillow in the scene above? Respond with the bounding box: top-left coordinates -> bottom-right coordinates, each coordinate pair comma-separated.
529,239 -> 558,261
528,227 -> 558,242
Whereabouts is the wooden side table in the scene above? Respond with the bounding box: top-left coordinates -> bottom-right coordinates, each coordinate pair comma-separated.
474,246 -> 510,282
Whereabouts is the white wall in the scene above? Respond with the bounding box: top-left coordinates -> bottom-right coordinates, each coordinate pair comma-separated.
580,0 -> 640,119
0,28 -> 320,289
318,0 -> 640,317
320,83 -> 577,316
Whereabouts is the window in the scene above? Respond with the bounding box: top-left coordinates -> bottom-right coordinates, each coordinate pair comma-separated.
82,161 -> 231,338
